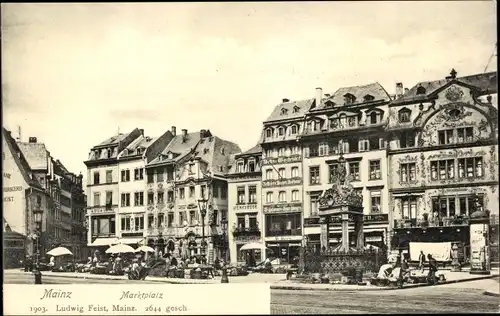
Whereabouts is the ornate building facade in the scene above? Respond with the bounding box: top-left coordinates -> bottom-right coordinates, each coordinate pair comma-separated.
145,128 -> 240,263
388,70 -> 499,259
227,144 -> 263,264
300,85 -> 392,251
260,98 -> 311,264
115,129 -> 175,247
84,129 -> 142,250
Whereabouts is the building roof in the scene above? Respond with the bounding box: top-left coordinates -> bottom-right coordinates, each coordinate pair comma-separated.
264,99 -> 313,123
17,142 -> 48,170
2,128 -> 42,189
240,144 -> 262,156
94,132 -> 132,148
393,71 -> 497,104
148,131 -> 203,165
314,82 -> 391,110
193,136 -> 242,176
121,135 -> 160,158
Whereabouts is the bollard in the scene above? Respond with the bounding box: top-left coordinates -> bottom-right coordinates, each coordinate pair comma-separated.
34,270 -> 42,284
221,266 -> 229,283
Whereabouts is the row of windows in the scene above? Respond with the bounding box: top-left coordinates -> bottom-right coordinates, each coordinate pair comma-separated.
236,186 -> 257,204
309,160 -> 380,185
264,190 -> 301,203
401,195 -> 482,219
93,170 -> 113,185
147,167 -> 175,183
264,166 -> 300,180
120,168 -> 145,182
263,146 -> 301,159
236,160 -> 257,173
308,138 -> 386,157
438,127 -> 475,145
430,157 -> 483,180
235,215 -> 259,229
265,125 -> 300,139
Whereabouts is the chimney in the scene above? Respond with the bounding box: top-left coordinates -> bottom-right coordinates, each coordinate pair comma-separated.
315,87 -> 323,107
324,93 -> 331,98
29,137 -> 37,143
404,88 -> 409,94
171,126 -> 176,136
139,129 -> 144,136
395,82 -> 404,97
181,129 -> 188,140
200,129 -> 207,138
282,98 -> 290,103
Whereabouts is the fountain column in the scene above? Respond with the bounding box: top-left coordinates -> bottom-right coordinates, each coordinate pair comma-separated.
320,217 -> 330,251
341,213 -> 349,251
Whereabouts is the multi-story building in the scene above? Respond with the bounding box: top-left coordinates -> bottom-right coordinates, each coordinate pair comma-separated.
145,127 -> 241,263
388,70 -> 499,260
51,159 -> 86,260
227,144 -> 263,264
116,129 -> 174,246
260,98 -> 311,264
3,129 -> 49,267
300,84 -> 392,251
84,128 -> 142,250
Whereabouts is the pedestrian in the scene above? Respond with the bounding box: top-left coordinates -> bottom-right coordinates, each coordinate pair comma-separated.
24,255 -> 30,272
418,250 -> 426,273
427,254 -> 438,285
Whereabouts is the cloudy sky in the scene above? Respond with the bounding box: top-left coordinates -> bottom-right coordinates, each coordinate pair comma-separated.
2,2 -> 497,181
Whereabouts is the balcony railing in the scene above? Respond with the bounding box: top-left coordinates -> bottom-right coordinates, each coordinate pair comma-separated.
232,227 -> 261,237
393,216 -> 470,229
266,228 -> 302,237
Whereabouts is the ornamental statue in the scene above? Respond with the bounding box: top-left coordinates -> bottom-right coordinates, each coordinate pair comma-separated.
317,150 -> 363,209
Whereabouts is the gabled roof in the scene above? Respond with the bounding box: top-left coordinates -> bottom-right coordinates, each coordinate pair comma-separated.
2,128 -> 42,189
121,135 -> 160,158
148,131 -> 206,165
194,136 -> 242,177
393,71 -> 497,105
264,99 -> 313,123
17,142 -> 48,170
314,82 -> 391,110
239,144 -> 262,156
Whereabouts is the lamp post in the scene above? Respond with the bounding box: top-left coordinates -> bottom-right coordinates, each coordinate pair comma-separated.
220,219 -> 229,283
197,197 -> 208,256
33,208 -> 43,284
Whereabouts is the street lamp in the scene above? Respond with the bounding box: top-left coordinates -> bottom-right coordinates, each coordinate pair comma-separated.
197,197 -> 208,255
220,219 -> 229,283
33,208 -> 43,284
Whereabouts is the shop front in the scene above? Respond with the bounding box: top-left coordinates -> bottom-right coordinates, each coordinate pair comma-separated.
266,241 -> 301,264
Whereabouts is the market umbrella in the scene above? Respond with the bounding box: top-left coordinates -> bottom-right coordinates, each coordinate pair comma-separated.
105,243 -> 135,254
240,242 -> 267,251
135,246 -> 155,253
46,246 -> 73,257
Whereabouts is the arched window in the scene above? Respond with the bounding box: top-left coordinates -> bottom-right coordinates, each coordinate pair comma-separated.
416,86 -> 426,95
370,111 -> 379,124
339,114 -> 347,127
291,125 -> 298,135
278,127 -> 285,136
266,128 -> 273,138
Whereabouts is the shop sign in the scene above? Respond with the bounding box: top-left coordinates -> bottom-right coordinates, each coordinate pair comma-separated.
266,235 -> 302,242
90,207 -> 116,215
262,155 -> 302,166
262,178 -> 302,188
233,204 -> 258,211
263,202 -> 302,214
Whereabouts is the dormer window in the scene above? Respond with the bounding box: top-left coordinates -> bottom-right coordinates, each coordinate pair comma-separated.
281,108 -> 288,115
370,112 -> 379,124
363,94 -> 375,102
106,148 -> 112,158
278,127 -> 285,136
168,153 -> 173,159
123,149 -> 129,156
339,114 -> 347,127
290,125 -> 298,135
136,148 -> 142,155
416,85 -> 426,95
94,150 -> 99,159
221,148 -> 225,155
293,106 -> 300,113
325,100 -> 335,107
203,148 -> 209,154
248,160 -> 256,172
344,93 -> 356,105
219,165 -> 224,172
398,108 -> 412,123
266,128 -> 273,138
237,161 -> 244,173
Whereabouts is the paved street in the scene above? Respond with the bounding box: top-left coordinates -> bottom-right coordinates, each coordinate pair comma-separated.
5,272 -> 499,314
271,279 -> 500,314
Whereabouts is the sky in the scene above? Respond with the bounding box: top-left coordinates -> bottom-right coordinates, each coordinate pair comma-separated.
2,2 -> 497,183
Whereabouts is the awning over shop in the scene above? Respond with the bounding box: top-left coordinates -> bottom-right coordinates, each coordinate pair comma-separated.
119,238 -> 144,245
90,237 -> 119,247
